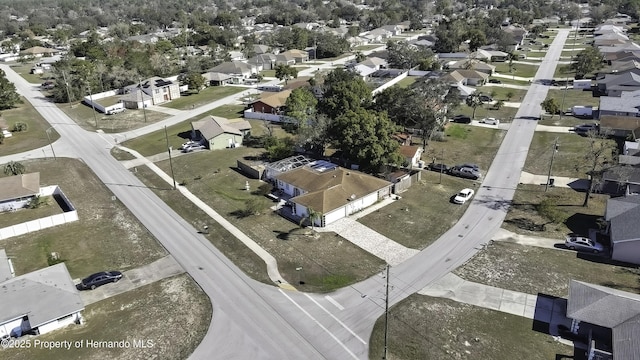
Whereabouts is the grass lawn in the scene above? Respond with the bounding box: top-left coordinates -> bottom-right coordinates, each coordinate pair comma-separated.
561,49 -> 582,57
494,62 -> 539,78
525,52 -> 546,59
358,172 -> 474,249
161,86 -> 247,110
151,146 -> 386,292
538,114 -> 595,127
121,120 -> 194,156
354,45 -> 382,51
503,184 -> 608,240
3,274 -> 211,360
0,158 -> 167,279
545,89 -> 599,108
0,196 -> 61,228
0,97 -> 60,156
478,86 -> 527,101
455,103 -> 519,122
369,294 -> 571,360
395,76 -> 417,88
524,132 -> 614,178
454,241 -> 639,297
496,77 -> 533,86
58,101 -> 168,133
261,69 -> 276,78
207,104 -> 246,118
9,62 -> 49,84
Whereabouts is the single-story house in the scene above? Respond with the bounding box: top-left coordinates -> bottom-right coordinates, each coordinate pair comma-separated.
600,115 -> 640,138
248,54 -> 277,70
448,59 -> 496,75
253,44 -> 270,55
471,49 -> 509,62
566,280 -> 640,359
0,263 -> 84,339
599,90 -> 640,117
280,49 -> 309,63
209,61 -> 256,83
202,72 -> 233,86
604,194 -> 640,264
119,89 -> 153,110
19,46 -> 60,58
274,165 -> 393,227
441,69 -> 489,86
597,72 -> 640,97
275,52 -> 296,66
250,89 -> 292,114
359,57 -> 388,70
191,116 -> 252,150
399,145 -> 423,168
602,165 -> 640,195
0,173 -> 40,212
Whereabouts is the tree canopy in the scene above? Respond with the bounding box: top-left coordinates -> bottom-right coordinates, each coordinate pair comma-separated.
318,68 -> 372,119
0,69 -> 21,110
569,47 -> 604,79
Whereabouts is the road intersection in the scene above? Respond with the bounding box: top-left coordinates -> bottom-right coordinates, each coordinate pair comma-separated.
0,29 -> 569,359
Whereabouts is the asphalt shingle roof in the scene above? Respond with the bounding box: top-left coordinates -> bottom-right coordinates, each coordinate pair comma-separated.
0,172 -> 39,202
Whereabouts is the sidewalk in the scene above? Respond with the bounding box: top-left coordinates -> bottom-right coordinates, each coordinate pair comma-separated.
115,145 -> 295,290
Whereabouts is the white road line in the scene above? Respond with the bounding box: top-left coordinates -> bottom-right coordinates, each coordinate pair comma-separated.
278,289 -> 359,360
306,294 -> 366,345
324,295 -> 345,311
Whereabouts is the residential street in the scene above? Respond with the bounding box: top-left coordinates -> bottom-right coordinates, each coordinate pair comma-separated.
0,29 -> 570,360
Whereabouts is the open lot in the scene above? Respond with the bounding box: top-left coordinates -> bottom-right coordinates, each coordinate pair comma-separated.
161,86 -> 247,110
0,158 -> 167,278
8,62 -> 48,84
524,132 -> 613,178
494,62 -> 539,78
358,172 -> 473,250
454,241 -> 639,298
539,114 -> 595,127
477,86 -> 527,102
369,294 -> 571,360
147,146 -> 386,292
2,274 -> 211,360
0,96 -> 60,155
503,184 -> 608,240
455,103 -> 519,122
58,102 -> 168,133
545,88 -> 599,108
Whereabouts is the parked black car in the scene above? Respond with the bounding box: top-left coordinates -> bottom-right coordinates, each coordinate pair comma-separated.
488,79 -> 501,84
479,95 -> 493,102
452,115 -> 471,124
428,163 -> 449,172
76,271 -> 123,290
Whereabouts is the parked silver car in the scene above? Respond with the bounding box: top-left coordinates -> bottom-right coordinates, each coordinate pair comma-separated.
564,235 -> 604,253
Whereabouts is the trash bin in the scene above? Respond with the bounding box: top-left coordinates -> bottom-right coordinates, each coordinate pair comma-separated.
549,178 -> 555,187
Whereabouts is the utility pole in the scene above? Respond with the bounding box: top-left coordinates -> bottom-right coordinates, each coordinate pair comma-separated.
383,264 -> 390,360
45,127 -> 57,160
164,126 -> 177,189
545,137 -> 559,192
61,70 -> 72,108
139,79 -> 148,123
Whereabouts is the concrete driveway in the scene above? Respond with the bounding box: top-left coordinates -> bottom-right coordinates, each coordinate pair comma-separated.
77,255 -> 185,306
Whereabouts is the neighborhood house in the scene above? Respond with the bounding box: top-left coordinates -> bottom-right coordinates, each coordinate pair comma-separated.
0,173 -> 40,212
190,116 -> 252,150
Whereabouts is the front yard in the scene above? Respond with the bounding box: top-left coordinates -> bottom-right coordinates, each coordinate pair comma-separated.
545,88 -> 599,109
0,96 -> 60,155
494,62 -> 539,78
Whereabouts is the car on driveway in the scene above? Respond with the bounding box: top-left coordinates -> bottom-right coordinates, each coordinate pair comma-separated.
76,271 -> 123,290
488,79 -> 501,84
180,140 -> 198,150
572,123 -> 599,135
564,235 -> 605,253
428,163 -> 449,172
448,165 -> 481,180
182,143 -> 206,153
480,117 -> 500,125
452,115 -> 471,124
453,188 -> 475,204
479,95 -> 493,102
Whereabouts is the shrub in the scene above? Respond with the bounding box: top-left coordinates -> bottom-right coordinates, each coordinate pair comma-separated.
12,122 -> 28,132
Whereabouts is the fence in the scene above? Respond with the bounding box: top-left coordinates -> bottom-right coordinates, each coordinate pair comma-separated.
371,70 -> 409,96
82,89 -> 124,114
0,185 -> 78,241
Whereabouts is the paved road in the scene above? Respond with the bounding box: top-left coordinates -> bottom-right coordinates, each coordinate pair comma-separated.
0,29 -> 569,360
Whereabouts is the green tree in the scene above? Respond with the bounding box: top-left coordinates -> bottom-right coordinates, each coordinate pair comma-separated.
319,68 -> 372,119
541,98 -> 560,117
465,92 -> 484,119
264,136 -> 296,161
315,33 -> 350,59
386,40 -> 432,69
300,207 -> 322,231
329,108 -> 403,173
577,131 -> 618,207
183,72 -> 206,93
0,69 -> 21,110
506,90 -> 514,101
493,100 -> 505,110
466,29 -> 487,52
275,64 -> 298,85
570,47 -> 604,79
4,161 -> 25,176
285,87 -> 317,125
12,122 -> 27,132
0,131 -> 4,144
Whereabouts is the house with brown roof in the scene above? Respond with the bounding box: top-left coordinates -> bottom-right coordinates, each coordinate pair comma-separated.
275,165 -> 393,227
19,46 -> 60,58
250,89 -> 292,114
399,145 -> 423,168
191,116 -> 252,150
448,59 -> 496,75
280,49 -> 309,63
442,69 -> 489,86
0,173 -> 40,212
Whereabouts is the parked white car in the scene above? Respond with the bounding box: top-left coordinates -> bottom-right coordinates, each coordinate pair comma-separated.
480,117 -> 500,125
453,188 -> 475,204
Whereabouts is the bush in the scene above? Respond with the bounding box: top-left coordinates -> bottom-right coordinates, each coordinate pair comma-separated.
28,195 -> 49,209
254,183 -> 273,196
12,122 -> 28,132
430,131 -> 445,142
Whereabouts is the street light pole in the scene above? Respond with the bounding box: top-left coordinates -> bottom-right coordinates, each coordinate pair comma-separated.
545,137 -> 559,192
45,127 -> 57,160
164,126 -> 177,190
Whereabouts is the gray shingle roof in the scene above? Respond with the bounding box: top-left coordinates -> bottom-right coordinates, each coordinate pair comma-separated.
0,172 -> 39,202
567,280 -> 640,360
0,263 -> 83,328
605,194 -> 640,244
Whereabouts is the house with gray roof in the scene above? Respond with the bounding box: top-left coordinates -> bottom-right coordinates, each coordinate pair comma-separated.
597,72 -> 640,96
0,263 -> 83,339
248,53 -> 277,70
599,90 -> 640,117
202,72 -> 232,86
209,61 -> 257,83
121,77 -> 181,108
567,280 -> 640,359
604,194 -> 640,264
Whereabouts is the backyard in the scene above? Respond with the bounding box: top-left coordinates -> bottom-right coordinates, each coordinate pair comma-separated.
0,195 -> 61,228
369,294 -> 571,360
0,96 -> 60,155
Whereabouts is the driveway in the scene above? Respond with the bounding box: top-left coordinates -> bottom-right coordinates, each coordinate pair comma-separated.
77,255 -> 185,306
